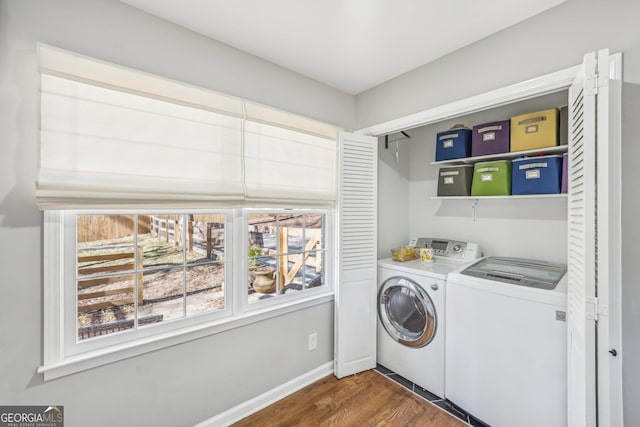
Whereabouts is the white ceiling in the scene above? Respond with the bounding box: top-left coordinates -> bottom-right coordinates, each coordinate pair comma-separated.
121,0 -> 565,95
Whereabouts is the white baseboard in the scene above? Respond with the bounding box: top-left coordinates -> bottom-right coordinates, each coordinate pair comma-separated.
195,361 -> 334,427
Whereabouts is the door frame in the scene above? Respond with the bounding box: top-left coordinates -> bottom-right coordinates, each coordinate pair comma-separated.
356,66 -> 578,137
595,51 -> 623,427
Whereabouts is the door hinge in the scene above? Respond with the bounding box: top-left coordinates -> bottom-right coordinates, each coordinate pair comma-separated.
586,296 -> 598,321
586,72 -> 599,95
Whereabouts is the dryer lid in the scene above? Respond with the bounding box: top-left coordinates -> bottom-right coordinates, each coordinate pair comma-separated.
461,256 -> 566,290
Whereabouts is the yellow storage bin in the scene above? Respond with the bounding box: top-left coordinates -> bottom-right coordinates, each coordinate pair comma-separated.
510,108 -> 559,152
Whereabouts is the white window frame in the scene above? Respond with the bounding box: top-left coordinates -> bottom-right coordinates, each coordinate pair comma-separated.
40,208 -> 335,381
238,208 -> 334,314
63,209 -> 234,356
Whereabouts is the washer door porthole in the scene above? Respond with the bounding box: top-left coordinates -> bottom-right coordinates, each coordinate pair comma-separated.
378,276 -> 437,348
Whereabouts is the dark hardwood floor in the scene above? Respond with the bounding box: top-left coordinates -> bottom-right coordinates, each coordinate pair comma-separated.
233,370 -> 467,426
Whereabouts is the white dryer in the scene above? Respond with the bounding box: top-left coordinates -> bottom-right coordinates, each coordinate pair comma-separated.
377,238 -> 480,398
445,257 -> 568,427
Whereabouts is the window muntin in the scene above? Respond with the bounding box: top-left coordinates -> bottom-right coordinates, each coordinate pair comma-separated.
247,212 -> 326,303
75,213 -> 226,342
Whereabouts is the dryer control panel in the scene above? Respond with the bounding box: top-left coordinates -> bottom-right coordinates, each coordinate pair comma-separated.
408,238 -> 481,261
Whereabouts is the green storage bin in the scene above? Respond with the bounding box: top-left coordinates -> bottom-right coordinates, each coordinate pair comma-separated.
471,160 -> 512,196
437,165 -> 474,196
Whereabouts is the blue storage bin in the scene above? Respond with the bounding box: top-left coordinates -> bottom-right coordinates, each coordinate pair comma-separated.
435,127 -> 472,161
512,155 -> 562,195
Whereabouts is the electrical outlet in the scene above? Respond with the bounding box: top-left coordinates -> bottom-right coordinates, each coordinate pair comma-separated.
308,332 -> 317,351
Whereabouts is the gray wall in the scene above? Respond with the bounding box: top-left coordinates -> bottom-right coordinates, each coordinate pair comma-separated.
356,0 -> 640,130
377,135 -> 411,258
365,0 -> 640,424
621,45 -> 640,427
0,1 -> 351,426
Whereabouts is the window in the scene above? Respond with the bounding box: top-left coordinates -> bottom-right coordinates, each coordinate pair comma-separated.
247,211 -> 327,303
74,213 -> 227,342
43,206 -> 333,378
38,45 -> 340,380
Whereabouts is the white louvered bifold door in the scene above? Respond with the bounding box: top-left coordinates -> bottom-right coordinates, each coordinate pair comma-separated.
567,52 -> 598,427
334,132 -> 378,378
595,49 -> 623,427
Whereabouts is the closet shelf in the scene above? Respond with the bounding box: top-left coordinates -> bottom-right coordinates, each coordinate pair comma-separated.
431,145 -> 568,166
431,194 -> 568,200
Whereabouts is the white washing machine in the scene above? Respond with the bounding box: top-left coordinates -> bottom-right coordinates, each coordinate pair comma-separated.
377,238 -> 481,398
445,256 -> 568,427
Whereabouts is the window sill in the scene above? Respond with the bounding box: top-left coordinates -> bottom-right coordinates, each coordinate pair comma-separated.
38,291 -> 334,381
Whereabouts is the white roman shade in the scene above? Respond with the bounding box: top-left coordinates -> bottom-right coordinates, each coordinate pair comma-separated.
244,102 -> 338,204
37,44 -> 340,209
